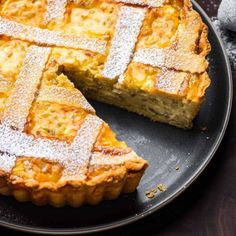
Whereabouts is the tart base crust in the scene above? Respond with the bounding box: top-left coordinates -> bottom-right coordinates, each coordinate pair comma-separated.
0,153 -> 147,207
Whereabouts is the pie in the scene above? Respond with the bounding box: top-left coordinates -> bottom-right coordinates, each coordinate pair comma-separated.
0,45 -> 148,206
0,0 -> 210,207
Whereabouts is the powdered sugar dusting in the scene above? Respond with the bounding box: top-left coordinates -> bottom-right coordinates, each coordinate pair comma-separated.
0,152 -> 16,172
157,69 -> 188,94
0,17 -> 106,54
45,0 -> 68,24
212,17 -> 236,68
37,85 -> 95,113
134,48 -> 165,68
103,6 -> 147,79
2,45 -> 51,131
67,114 -> 103,177
0,124 -> 70,173
134,48 -> 207,73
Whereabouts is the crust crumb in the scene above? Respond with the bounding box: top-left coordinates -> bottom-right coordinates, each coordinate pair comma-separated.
145,183 -> 167,198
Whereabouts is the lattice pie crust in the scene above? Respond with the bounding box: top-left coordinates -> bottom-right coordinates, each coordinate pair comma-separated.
0,0 -> 210,207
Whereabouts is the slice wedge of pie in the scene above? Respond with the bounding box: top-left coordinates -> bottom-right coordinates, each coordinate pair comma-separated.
0,45 -> 147,207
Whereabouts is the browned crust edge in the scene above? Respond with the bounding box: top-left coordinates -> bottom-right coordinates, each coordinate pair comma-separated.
199,23 -> 211,57
0,167 -> 147,207
0,155 -> 148,207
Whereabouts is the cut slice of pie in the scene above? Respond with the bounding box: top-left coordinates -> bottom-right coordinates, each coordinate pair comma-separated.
0,44 -> 147,207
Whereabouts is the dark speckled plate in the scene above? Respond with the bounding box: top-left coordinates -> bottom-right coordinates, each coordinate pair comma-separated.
0,1 -> 232,234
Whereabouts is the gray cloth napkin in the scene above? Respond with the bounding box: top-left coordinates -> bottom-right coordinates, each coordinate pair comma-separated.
218,0 -> 236,32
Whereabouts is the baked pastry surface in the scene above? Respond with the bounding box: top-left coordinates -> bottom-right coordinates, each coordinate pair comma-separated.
0,0 -> 210,207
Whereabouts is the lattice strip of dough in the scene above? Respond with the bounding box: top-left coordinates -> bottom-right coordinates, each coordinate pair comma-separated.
133,48 -> 208,74
156,70 -> 189,94
37,86 -> 95,113
103,6 -> 147,79
2,45 -> 51,131
66,114 -> 103,178
0,17 -> 106,54
45,0 -> 68,24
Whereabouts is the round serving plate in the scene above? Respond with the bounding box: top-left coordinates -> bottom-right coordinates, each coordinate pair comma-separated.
0,1 -> 233,234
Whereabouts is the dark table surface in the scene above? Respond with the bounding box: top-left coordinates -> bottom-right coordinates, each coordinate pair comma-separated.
1,0 -> 236,235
